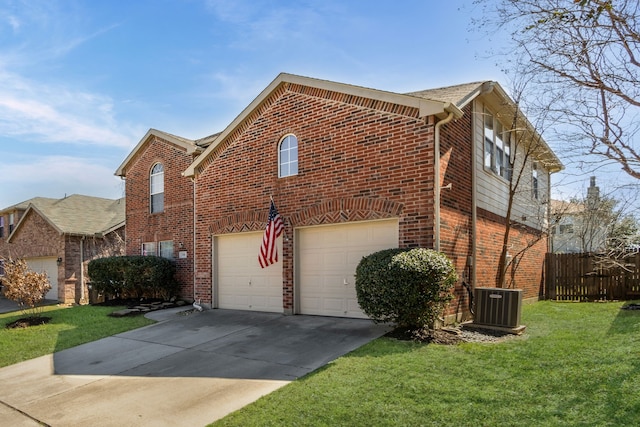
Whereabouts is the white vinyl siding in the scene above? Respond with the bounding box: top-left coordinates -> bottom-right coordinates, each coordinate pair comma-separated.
475,100 -> 550,230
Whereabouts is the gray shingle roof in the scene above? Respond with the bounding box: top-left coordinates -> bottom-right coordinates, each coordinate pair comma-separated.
406,81 -> 487,108
18,195 -> 125,236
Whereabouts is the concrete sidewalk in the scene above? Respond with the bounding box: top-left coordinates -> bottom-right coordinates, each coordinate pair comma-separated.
0,308 -> 389,426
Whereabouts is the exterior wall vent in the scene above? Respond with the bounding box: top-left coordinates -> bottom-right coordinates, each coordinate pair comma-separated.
474,287 -> 523,329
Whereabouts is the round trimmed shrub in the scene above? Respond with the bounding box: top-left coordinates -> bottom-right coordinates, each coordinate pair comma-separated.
355,248 -> 457,330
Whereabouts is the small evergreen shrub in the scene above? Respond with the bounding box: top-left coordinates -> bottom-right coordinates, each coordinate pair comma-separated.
355,248 -> 457,330
88,256 -> 179,300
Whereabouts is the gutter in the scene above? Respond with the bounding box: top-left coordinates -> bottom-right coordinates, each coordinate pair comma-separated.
433,111 -> 456,252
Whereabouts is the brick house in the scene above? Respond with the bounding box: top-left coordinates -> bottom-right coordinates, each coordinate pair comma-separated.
0,195 -> 125,303
119,73 -> 562,320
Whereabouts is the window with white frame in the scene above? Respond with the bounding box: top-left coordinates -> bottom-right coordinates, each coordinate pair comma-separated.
278,134 -> 298,178
532,162 -> 539,199
0,216 -> 4,238
483,107 -> 511,180
150,163 -> 164,213
142,242 -> 157,256
142,241 -> 174,260
8,213 -> 14,234
159,240 -> 174,260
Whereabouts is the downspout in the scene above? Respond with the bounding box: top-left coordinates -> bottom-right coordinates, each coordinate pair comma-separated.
192,176 -> 197,303
434,112 -> 455,252
471,102 -> 478,290
80,235 -> 85,303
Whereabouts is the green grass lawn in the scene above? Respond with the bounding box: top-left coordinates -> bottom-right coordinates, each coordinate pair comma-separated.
213,301 -> 640,427
0,304 -> 155,368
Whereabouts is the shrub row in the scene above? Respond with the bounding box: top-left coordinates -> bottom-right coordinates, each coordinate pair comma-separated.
87,256 -> 179,300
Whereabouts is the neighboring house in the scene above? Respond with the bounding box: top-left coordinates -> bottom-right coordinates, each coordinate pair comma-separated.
0,195 -> 125,303
118,73 -> 562,320
551,177 -> 607,253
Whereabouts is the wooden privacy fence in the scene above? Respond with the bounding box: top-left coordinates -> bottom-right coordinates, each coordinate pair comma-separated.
546,252 -> 640,301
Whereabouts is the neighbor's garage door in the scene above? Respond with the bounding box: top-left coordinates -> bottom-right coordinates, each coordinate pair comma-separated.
25,257 -> 59,301
215,232 -> 283,312
298,219 -> 399,318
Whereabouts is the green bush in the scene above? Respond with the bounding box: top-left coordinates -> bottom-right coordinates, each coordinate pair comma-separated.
88,256 -> 179,300
355,248 -> 457,330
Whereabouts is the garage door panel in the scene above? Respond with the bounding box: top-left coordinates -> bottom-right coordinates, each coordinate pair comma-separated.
298,220 -> 399,318
25,257 -> 58,301
216,232 -> 283,313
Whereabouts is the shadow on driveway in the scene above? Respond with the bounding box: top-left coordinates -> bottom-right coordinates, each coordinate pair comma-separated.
0,308 -> 390,426
52,308 -> 391,381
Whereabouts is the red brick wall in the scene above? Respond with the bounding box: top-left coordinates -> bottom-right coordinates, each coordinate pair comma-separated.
476,208 -> 547,300
123,136 -> 195,299
194,83 -> 440,310
191,84 -> 548,317
439,106 -> 474,317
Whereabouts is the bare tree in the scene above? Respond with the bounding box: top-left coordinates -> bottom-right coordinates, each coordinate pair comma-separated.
491,75 -> 561,287
476,0 -> 640,180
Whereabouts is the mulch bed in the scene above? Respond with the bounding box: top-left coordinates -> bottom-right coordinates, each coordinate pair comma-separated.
386,325 -> 517,345
6,316 -> 52,329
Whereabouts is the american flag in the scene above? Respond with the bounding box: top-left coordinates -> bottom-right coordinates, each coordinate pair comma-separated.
258,200 -> 284,268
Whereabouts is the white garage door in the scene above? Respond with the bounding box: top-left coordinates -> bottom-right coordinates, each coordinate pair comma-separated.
25,257 -> 59,301
215,232 -> 283,312
298,219 -> 399,318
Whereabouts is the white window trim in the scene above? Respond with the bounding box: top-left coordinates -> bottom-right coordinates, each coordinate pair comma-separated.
483,107 -> 511,181
150,163 -> 164,213
278,134 -> 298,178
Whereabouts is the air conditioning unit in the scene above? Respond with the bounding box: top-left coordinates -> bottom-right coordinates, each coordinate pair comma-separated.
474,287 -> 523,329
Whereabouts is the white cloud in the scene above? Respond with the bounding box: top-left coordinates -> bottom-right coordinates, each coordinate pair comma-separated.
0,155 -> 125,207
0,70 -> 138,148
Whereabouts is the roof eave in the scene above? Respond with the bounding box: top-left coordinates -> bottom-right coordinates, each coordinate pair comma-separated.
184,73 -> 461,178
6,205 -> 63,243
116,129 -> 197,177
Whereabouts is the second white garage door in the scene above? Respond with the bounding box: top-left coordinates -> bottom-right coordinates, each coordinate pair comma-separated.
297,219 -> 399,318
215,232 -> 283,312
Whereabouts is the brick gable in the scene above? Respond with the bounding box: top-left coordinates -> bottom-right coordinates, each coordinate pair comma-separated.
123,135 -> 196,296
194,84 -> 438,311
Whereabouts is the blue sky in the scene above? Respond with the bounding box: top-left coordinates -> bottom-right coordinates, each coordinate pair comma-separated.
0,0 -> 631,209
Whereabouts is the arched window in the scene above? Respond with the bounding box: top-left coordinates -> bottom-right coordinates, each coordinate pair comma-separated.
150,163 -> 164,213
278,134 -> 298,178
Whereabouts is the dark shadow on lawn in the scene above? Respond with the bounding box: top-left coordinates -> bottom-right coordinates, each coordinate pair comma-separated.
51,309 -> 390,381
607,300 -> 640,335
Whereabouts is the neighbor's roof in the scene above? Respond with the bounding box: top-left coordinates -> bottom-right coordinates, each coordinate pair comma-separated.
550,199 -> 584,216
7,195 -> 125,241
0,197 -> 57,214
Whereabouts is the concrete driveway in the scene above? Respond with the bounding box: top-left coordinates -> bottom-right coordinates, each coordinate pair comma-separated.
0,307 -> 389,426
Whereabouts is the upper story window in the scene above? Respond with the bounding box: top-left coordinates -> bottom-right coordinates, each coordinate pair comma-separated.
8,213 -> 14,234
278,134 -> 298,178
0,216 -> 4,238
150,163 -> 164,213
532,162 -> 539,199
483,107 -> 511,181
